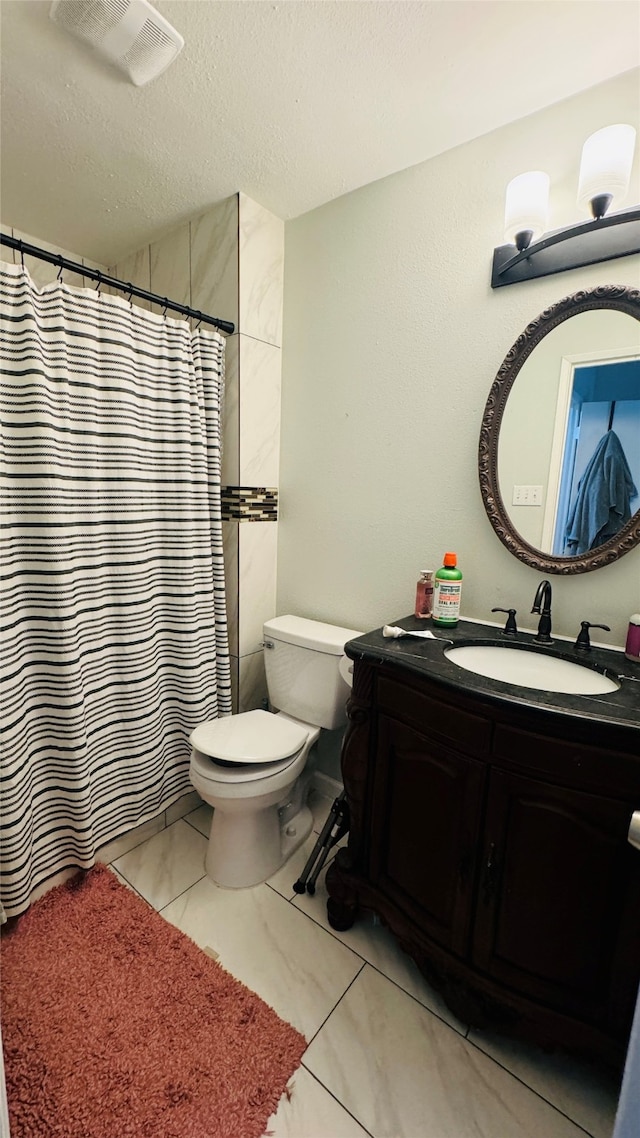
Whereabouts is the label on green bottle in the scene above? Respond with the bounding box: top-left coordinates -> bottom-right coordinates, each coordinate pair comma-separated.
432,580 -> 462,623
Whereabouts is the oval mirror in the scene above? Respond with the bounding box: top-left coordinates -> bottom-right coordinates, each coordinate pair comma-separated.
479,284 -> 640,574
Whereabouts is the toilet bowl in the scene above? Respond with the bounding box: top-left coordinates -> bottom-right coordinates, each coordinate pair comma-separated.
190,709 -> 319,888
189,615 -> 359,889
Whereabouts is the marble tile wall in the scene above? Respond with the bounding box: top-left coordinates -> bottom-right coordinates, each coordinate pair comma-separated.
239,191 -> 285,348
234,194 -> 284,711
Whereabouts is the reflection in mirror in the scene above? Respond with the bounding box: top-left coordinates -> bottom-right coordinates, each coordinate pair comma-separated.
479,284 -> 640,575
498,310 -> 640,555
551,358 -> 639,555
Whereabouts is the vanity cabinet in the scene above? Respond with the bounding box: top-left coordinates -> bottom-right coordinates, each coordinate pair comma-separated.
326,655 -> 640,1067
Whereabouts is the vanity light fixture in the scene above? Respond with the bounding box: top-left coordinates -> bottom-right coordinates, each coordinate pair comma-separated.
492,124 -> 640,288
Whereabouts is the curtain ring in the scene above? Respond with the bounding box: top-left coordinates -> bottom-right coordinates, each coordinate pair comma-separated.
195,311 -> 202,329
56,255 -> 64,282
95,271 -> 102,297
162,297 -> 169,317
18,240 -> 24,268
126,282 -> 134,306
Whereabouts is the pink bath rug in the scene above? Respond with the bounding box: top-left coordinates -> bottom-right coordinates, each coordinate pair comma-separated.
1,864 -> 306,1137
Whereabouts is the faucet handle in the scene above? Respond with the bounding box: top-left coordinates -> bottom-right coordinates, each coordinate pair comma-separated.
574,621 -> 611,651
491,607 -> 518,636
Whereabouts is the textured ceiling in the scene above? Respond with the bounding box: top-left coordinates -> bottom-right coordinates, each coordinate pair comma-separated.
1,0 -> 639,264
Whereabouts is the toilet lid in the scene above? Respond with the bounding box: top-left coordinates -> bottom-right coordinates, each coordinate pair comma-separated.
190,709 -> 309,765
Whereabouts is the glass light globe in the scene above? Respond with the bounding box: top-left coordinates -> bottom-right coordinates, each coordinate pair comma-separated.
577,124 -> 637,217
504,171 -> 550,249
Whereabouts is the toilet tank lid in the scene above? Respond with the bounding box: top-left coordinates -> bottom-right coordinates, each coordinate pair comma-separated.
190,710 -> 308,764
264,615 -> 362,655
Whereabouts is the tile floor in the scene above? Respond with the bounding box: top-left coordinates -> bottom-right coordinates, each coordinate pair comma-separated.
105,790 -> 622,1138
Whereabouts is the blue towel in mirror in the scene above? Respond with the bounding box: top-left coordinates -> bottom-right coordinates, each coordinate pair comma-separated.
565,431 -> 637,555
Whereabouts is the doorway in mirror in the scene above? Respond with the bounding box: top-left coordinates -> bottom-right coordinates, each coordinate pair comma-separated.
543,356 -> 640,555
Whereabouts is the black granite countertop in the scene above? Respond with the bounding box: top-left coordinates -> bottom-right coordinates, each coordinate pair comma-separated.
345,616 -> 640,735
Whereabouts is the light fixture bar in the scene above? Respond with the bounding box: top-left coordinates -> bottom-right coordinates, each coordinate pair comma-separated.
491,206 -> 640,288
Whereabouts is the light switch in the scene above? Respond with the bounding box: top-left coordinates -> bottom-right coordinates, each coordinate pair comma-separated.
512,485 -> 543,506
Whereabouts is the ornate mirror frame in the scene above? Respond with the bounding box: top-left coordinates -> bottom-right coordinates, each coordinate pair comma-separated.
479,284 -> 640,574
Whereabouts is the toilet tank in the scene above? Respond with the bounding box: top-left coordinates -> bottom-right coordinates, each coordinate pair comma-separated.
263,616 -> 361,730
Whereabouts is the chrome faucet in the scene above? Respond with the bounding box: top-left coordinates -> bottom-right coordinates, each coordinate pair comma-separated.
531,580 -> 553,644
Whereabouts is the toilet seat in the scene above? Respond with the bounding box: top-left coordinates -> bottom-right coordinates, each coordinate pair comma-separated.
190,709 -> 310,784
191,748 -> 301,785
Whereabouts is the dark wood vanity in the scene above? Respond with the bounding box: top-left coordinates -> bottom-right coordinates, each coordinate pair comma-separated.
326,618 -> 640,1068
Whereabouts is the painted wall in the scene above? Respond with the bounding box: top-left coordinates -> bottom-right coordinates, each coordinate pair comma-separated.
278,69 -> 640,651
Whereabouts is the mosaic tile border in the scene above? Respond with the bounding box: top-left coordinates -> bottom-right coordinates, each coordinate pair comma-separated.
221,486 -> 278,521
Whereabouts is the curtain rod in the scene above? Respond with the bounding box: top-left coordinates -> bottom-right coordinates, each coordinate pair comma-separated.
0,233 -> 235,335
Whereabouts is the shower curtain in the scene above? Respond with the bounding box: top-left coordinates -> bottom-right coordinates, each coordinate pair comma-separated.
0,262 -> 231,918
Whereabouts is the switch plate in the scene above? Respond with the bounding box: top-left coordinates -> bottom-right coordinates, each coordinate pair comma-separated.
512,485 -> 543,506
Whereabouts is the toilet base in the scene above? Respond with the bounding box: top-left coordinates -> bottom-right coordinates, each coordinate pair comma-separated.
205,801 -> 314,889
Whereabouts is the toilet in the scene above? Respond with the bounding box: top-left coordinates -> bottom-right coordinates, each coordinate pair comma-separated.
189,615 -> 360,888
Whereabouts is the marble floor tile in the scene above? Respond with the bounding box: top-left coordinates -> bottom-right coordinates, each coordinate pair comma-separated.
304,965 -> 589,1138
165,790 -> 202,826
96,812 -> 166,865
292,854 -> 465,1032
184,802 -> 212,837
112,819 -> 207,909
160,874 -> 364,1039
468,1028 -> 621,1138
265,1065 -> 371,1138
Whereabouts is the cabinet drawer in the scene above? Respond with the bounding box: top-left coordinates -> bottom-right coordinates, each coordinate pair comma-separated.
493,724 -> 640,796
377,674 -> 491,757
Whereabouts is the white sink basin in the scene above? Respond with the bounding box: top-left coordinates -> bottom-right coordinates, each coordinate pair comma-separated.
445,645 -> 619,695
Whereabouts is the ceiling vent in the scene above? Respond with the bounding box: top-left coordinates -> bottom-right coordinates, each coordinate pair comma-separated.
49,0 -> 184,86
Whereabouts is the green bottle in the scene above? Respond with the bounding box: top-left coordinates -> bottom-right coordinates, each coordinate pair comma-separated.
432,552 -> 462,627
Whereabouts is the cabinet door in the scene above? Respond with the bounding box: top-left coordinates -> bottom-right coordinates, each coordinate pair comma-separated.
369,715 -> 486,958
473,768 -> 640,1032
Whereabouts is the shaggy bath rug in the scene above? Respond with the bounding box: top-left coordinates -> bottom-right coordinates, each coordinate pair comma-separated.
1,864 -> 306,1138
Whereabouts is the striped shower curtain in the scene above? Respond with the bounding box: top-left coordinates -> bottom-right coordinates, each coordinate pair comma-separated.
0,262 -> 231,918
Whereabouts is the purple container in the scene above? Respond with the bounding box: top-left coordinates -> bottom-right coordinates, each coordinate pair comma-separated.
625,615 -> 640,662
